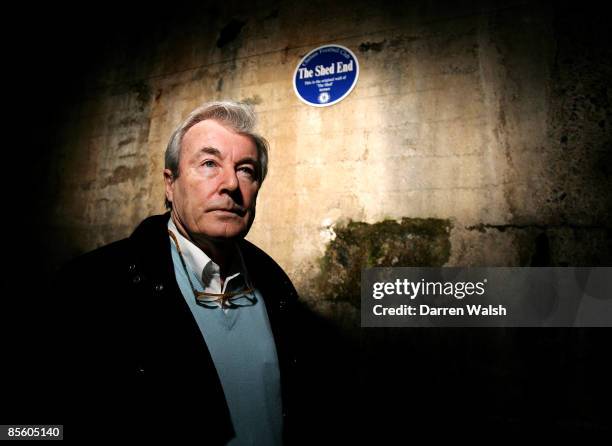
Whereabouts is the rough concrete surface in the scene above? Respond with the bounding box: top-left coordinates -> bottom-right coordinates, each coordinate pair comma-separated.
41,0 -> 611,327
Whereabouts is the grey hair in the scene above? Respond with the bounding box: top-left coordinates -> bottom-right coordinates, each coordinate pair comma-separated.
164,100 -> 269,210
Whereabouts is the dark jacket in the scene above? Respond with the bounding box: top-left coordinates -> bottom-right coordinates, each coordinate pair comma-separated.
53,213 -> 300,443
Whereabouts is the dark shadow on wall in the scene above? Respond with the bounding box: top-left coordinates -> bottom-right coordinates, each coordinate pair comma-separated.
294,217 -> 612,441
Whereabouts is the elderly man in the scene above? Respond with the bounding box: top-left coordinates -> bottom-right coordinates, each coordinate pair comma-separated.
55,101 -> 299,444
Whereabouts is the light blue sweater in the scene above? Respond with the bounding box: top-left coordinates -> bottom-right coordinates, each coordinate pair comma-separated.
170,242 -> 283,446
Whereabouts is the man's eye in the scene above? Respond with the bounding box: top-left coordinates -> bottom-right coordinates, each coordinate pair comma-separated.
238,167 -> 256,178
202,160 -> 217,168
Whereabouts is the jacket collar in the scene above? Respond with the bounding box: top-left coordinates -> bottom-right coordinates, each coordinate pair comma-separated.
128,212 -> 175,285
127,212 -> 289,308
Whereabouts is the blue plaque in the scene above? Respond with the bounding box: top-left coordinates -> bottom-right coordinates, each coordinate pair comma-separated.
293,44 -> 359,107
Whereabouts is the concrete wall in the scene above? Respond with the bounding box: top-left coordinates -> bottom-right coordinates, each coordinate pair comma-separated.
44,0 -> 612,325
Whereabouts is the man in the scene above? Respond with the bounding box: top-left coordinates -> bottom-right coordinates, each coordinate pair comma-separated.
54,101 -> 299,444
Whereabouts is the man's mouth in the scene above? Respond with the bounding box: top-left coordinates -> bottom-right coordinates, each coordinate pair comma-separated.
210,207 -> 246,217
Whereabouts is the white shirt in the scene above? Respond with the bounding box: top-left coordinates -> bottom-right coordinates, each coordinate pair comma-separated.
167,218 -> 251,312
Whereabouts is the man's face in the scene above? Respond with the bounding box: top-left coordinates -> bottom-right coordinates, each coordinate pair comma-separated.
164,119 -> 261,242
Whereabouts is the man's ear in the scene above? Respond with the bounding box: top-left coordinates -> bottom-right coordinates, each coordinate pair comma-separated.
163,169 -> 174,205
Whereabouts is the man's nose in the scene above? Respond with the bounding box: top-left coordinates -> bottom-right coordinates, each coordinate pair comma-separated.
218,165 -> 239,193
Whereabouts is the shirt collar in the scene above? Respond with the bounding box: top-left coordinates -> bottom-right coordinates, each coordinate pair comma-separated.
167,217 -> 247,294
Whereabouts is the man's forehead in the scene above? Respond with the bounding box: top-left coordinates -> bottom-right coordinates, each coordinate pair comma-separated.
182,119 -> 256,157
